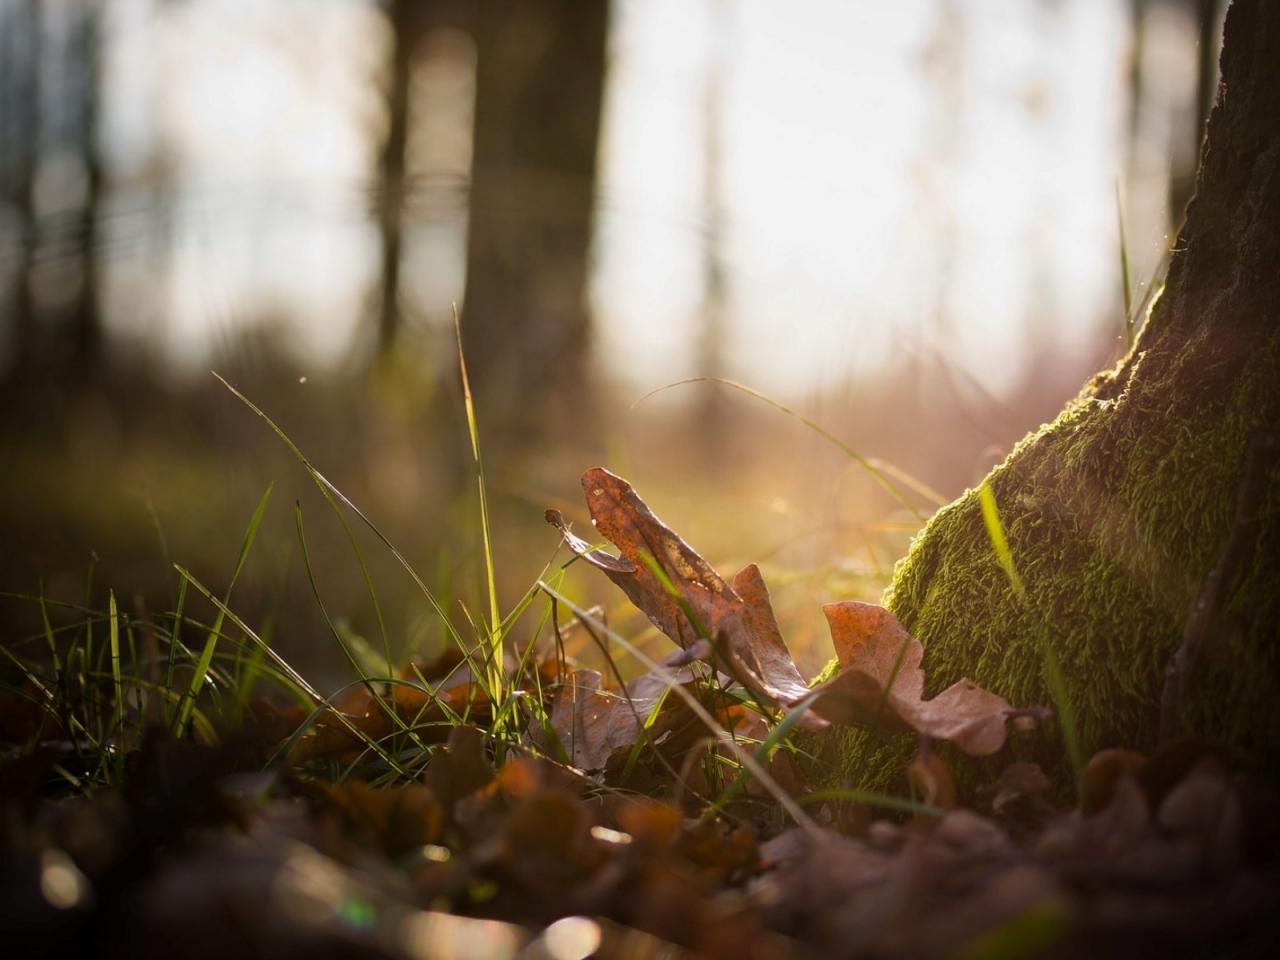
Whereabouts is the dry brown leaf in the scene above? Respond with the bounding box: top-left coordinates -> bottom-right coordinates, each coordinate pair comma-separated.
550,470 -> 1038,755
547,468 -> 739,651
549,469 -> 824,727
810,601 -> 1021,755
421,724 -> 495,815
533,669 -> 659,773
979,762 -> 1056,837
313,779 -> 443,857
288,678 -> 490,764
728,564 -> 817,709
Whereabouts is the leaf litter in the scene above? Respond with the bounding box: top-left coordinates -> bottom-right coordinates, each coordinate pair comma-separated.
2,466 -> 1278,957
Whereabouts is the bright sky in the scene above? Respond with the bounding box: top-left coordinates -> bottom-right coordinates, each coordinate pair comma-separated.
93,0 -> 1189,397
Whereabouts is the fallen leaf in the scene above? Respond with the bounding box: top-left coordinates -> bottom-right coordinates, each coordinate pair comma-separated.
312,779 -> 443,857
547,469 -> 739,651
549,470 -> 824,727
810,602 -> 1023,755
551,471 -> 1039,756
534,669 -> 655,773
532,668 -> 706,778
727,564 -> 819,711
421,724 -> 495,816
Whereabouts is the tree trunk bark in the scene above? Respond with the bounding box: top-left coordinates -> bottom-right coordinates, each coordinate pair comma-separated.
816,0 -> 1280,794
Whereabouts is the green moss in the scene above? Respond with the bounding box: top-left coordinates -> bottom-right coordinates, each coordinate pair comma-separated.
803,314 -> 1280,798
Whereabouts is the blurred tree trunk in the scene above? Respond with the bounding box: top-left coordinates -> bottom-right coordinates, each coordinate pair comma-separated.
815,0 -> 1280,792
374,0 -> 474,360
71,0 -> 103,375
460,0 -> 608,437
376,0 -> 415,359
0,0 -> 39,368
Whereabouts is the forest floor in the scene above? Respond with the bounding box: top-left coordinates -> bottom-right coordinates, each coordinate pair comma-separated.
2,375 -> 1278,959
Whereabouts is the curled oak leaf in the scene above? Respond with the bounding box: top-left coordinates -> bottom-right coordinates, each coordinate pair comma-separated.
811,601 -> 1023,756
553,467 -> 740,651
549,469 -> 823,727
545,509 -> 634,575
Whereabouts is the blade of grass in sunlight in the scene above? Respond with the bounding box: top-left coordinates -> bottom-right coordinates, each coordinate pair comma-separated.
231,602 -> 272,723
454,308 -> 504,702
634,376 -> 930,523
108,590 -> 124,769
538,581 -> 821,837
1116,180 -> 1135,351
978,481 -> 1082,797
174,483 -> 272,737
978,483 -> 1025,598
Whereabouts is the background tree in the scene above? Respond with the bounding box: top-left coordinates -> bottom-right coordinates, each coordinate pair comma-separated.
374,0 -> 421,360
459,0 -> 608,437
0,0 -> 39,364
815,0 -> 1280,792
0,0 -> 104,380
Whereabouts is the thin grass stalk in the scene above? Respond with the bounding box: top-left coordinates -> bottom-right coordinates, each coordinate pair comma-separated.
978,482 -> 1082,796
174,484 -> 272,737
453,309 -> 504,703
635,377 -> 927,523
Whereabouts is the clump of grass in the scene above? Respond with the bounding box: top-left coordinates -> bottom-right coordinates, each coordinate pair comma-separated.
2,346 -> 938,831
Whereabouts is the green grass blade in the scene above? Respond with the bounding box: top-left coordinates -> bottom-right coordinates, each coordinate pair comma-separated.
618,686 -> 672,785
454,309 -> 503,700
108,590 -> 124,769
38,582 -> 62,676
1116,180 -> 1134,350
977,482 -> 1082,796
293,501 -> 427,753
174,483 -> 272,737
978,482 -> 1025,599
163,578 -> 188,726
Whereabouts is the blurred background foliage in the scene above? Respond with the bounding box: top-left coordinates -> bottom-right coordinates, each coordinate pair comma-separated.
0,0 -> 1221,685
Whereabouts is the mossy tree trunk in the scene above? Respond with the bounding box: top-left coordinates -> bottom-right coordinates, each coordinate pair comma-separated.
817,0 -> 1280,794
